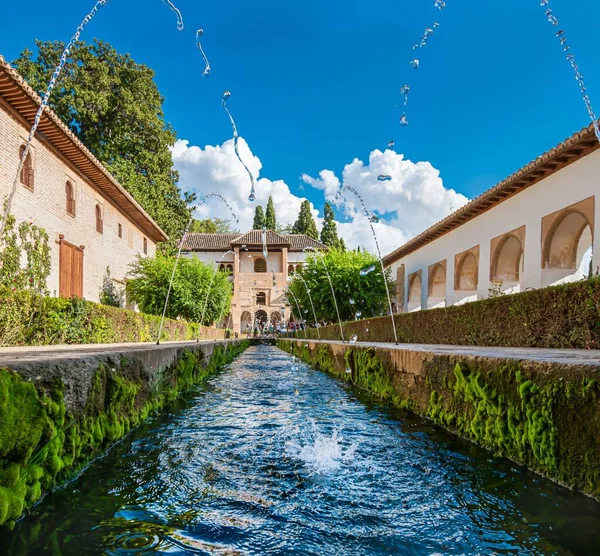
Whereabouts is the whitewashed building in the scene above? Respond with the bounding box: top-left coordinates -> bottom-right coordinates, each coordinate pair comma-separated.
383,122 -> 599,312
0,55 -> 166,300
182,230 -> 326,333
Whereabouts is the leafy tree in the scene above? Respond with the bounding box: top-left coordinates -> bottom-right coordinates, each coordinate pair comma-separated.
292,200 -> 319,239
288,248 -> 391,323
126,253 -> 232,324
13,39 -> 193,249
253,205 -> 265,229
190,218 -> 238,234
265,196 -> 277,230
320,202 -> 343,249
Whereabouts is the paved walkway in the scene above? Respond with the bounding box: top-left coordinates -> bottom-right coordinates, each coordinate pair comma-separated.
0,340 -> 228,366
285,339 -> 600,367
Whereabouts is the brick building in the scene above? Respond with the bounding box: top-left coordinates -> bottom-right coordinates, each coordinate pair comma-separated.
182,230 -> 326,333
0,56 -> 166,301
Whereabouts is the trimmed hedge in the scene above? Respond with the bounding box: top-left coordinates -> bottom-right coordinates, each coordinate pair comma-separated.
0,287 -> 225,347
289,278 -> 600,349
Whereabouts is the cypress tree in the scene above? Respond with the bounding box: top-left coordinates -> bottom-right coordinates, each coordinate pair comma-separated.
265,196 -> 277,230
292,200 -> 319,240
320,202 -> 341,248
253,205 -> 265,229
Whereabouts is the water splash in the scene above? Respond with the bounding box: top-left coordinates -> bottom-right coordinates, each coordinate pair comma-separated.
202,192 -> 239,224
294,273 -> 321,339
539,1 -> 600,143
400,84 -> 410,105
0,0 -> 110,242
434,0 -> 446,9
285,423 -> 358,475
377,175 -> 392,182
221,90 -> 256,201
410,59 -> 420,70
161,0 -> 184,30
360,264 -> 376,276
196,29 -> 211,77
412,27 -> 436,50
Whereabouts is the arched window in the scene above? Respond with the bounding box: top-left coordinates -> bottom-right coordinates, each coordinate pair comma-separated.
118,223 -> 123,238
543,210 -> 592,270
65,181 -> 75,216
143,237 -> 148,255
256,292 -> 266,305
428,263 -> 446,298
19,146 -> 34,190
288,264 -> 295,275
95,204 -> 103,234
254,257 -> 267,273
226,264 -> 233,274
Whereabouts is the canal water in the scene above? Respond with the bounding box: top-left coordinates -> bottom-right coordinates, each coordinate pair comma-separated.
3,345 -> 600,555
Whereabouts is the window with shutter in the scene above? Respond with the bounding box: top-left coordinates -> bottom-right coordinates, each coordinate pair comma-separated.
66,182 -> 75,216
19,146 -> 34,190
95,204 -> 103,234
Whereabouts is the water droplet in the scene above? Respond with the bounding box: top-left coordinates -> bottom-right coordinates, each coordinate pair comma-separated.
349,334 -> 358,344
434,0 -> 446,10
360,264 -> 376,276
303,309 -> 308,314
345,367 -> 352,374
369,215 -> 380,224
540,0 -> 549,5
387,140 -> 395,149
196,29 -> 211,77
161,0 -> 184,30
355,311 -> 362,318
377,175 -> 392,182
400,84 -> 410,105
249,192 -> 255,202
545,9 -> 559,25
400,114 -> 409,126
349,298 -> 355,305
410,59 -> 420,70
222,90 -> 231,102
433,22 -> 440,28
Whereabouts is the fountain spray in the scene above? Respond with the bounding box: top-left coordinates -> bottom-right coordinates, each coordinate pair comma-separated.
337,185 -> 399,345
293,272 -> 321,339
303,247 -> 345,343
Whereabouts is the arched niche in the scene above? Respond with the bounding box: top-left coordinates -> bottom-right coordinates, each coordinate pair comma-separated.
427,261 -> 446,309
455,247 -> 479,292
407,271 -> 422,311
254,257 -> 267,273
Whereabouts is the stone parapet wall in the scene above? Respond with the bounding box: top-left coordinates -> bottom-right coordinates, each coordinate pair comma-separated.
279,339 -> 600,501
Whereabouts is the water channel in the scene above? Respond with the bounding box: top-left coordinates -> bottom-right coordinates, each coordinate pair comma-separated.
3,345 -> 600,555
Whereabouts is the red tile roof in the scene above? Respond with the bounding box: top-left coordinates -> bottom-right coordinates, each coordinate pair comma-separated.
182,230 -> 327,252
382,121 -> 600,266
0,55 -> 168,242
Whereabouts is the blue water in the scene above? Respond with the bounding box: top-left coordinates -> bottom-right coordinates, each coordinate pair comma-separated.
3,345 -> 600,555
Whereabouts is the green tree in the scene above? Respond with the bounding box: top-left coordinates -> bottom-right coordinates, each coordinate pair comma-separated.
190,218 -> 238,234
126,253 -> 232,324
13,39 -> 193,249
253,205 -> 265,229
292,200 -> 319,239
99,266 -> 124,307
320,202 -> 343,248
265,196 -> 277,230
288,248 -> 391,323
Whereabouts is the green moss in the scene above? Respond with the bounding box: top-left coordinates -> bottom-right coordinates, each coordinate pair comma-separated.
0,341 -> 249,528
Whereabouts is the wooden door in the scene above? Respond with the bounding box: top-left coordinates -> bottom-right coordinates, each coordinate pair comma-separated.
59,240 -> 84,298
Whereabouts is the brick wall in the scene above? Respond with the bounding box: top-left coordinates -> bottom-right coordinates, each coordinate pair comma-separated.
0,102 -> 157,301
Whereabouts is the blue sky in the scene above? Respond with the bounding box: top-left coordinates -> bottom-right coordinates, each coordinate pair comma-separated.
1,0 -> 599,249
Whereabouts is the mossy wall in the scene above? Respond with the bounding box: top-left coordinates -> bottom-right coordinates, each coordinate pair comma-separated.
0,340 -> 248,528
0,286 -> 227,347
279,339 -> 600,500
286,277 -> 600,349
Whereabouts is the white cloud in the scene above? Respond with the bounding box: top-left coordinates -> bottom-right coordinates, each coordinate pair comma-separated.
171,139 -> 468,256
